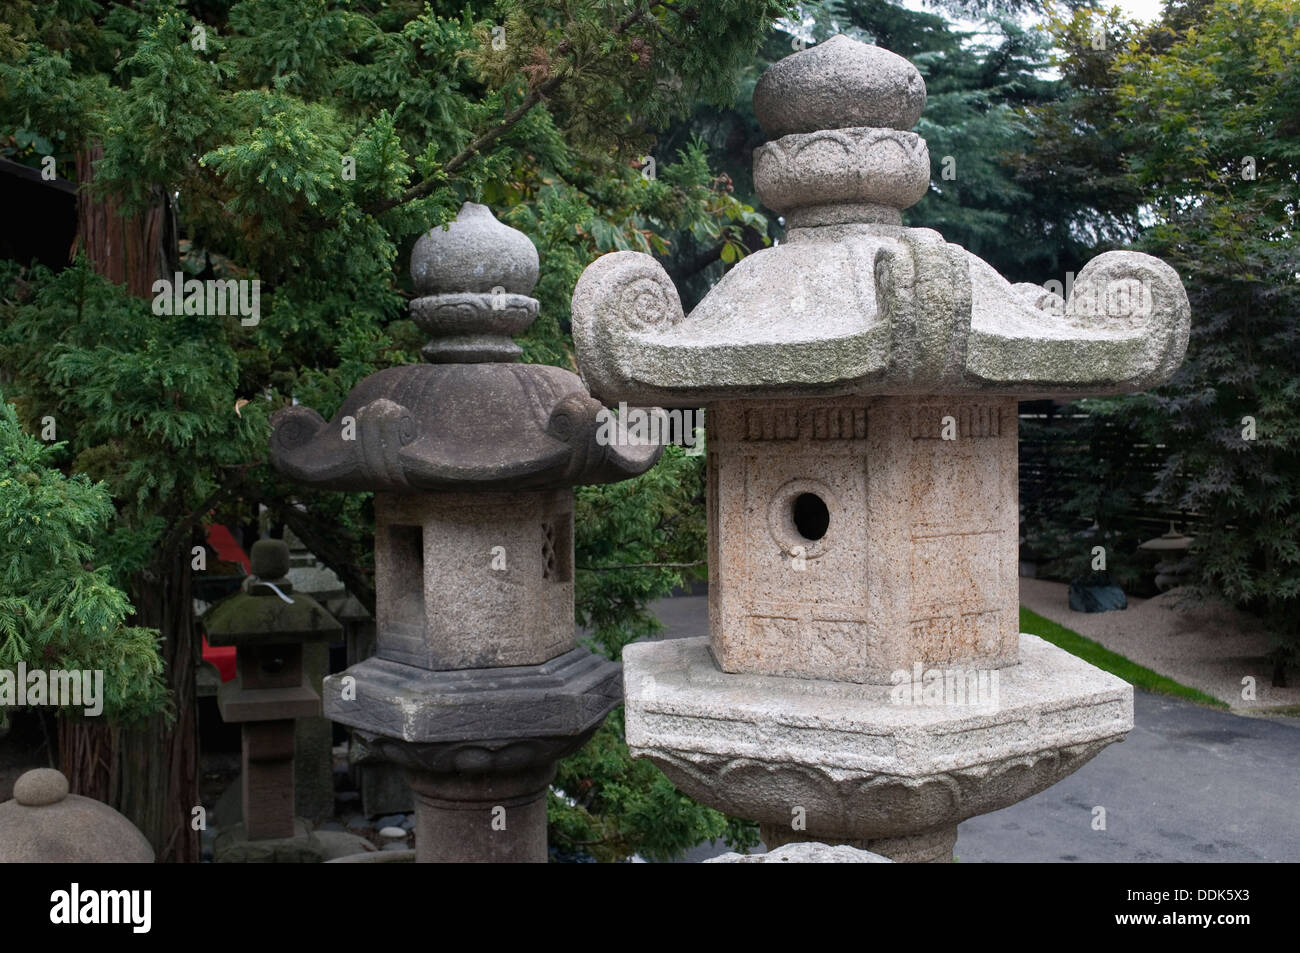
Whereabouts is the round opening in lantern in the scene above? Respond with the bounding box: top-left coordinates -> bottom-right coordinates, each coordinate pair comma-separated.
791,492 -> 829,541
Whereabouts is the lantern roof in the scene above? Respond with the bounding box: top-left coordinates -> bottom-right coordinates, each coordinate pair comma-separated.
270,203 -> 660,493
571,35 -> 1190,407
203,540 -> 342,646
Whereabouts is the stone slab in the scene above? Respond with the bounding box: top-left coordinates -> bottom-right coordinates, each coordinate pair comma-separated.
326,848 -> 415,863
314,830 -> 378,860
625,634 -> 1131,776
623,634 -> 1132,841
213,820 -> 325,863
323,646 -> 621,743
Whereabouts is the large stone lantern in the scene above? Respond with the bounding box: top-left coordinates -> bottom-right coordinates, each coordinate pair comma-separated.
571,37 -> 1190,861
269,202 -> 659,862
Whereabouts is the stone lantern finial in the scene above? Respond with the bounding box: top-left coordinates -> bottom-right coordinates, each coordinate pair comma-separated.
753,34 -> 926,136
752,35 -> 930,227
410,202 -> 540,363
249,537 -> 291,583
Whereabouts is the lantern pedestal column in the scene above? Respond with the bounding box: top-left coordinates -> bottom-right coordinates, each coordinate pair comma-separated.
405,764 -> 555,865
354,726 -> 601,864
323,643 -> 621,863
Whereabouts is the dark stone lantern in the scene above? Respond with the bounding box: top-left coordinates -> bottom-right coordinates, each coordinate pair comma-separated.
204,538 -> 342,843
269,202 -> 659,862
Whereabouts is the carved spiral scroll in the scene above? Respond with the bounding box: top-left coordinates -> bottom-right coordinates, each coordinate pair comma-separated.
269,405 -> 325,453
572,251 -> 685,338
619,275 -> 678,331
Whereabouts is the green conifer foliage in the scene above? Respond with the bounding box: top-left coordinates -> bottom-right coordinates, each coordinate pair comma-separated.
0,393 -> 166,729
1021,0 -> 1300,681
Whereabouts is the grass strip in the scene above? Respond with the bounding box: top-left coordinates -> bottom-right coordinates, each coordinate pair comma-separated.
1019,606 -> 1228,709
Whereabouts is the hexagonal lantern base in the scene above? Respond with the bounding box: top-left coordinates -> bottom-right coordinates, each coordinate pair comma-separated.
624,635 -> 1132,862
324,646 -> 619,742
324,647 -> 620,862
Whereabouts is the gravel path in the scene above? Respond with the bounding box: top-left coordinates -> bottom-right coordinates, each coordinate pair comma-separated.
1019,578 -> 1300,710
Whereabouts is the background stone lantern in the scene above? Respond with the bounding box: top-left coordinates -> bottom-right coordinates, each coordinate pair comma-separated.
269,202 -> 659,862
571,37 -> 1191,861
203,538 -> 341,854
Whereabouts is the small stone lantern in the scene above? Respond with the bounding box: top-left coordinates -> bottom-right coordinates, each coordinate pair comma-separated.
1139,523 -> 1194,592
204,538 -> 342,845
268,203 -> 659,862
572,37 -> 1191,861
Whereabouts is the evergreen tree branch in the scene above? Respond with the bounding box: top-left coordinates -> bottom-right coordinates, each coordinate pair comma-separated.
364,1 -> 668,217
577,560 -> 705,571
149,467 -> 252,577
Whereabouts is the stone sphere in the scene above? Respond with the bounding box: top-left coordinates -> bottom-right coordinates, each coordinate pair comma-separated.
13,768 -> 68,806
411,202 -> 540,295
754,34 -> 926,138
0,768 -> 155,863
